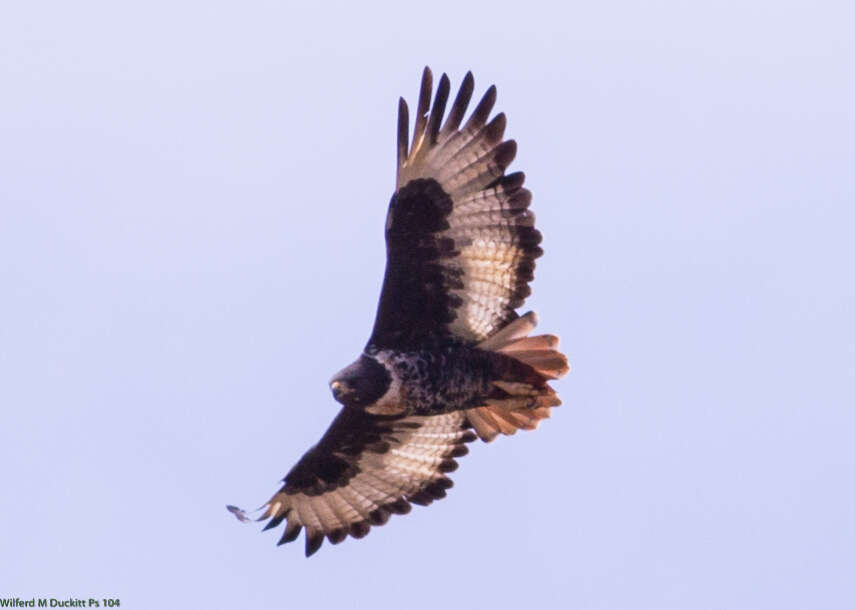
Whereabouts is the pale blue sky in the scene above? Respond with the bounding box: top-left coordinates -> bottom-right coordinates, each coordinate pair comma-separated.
2,1 -> 853,608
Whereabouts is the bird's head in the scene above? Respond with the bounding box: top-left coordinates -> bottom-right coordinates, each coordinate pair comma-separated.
329,355 -> 392,408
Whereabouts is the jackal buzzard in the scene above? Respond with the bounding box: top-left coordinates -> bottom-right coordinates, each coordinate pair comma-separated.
228,68 -> 569,556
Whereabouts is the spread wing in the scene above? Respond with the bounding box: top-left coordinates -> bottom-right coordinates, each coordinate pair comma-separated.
238,409 -> 476,556
368,68 -> 543,350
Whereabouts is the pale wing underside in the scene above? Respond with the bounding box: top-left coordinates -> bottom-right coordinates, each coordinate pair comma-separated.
256,410 -> 475,556
369,68 -> 542,349
231,70 -> 564,559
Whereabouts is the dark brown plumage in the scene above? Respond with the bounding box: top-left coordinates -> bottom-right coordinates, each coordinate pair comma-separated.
228,68 -> 569,556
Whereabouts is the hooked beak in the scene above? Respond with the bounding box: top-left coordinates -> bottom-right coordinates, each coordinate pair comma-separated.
330,380 -> 350,401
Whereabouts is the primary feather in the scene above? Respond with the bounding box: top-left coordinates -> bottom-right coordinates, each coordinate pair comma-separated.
229,68 -> 569,557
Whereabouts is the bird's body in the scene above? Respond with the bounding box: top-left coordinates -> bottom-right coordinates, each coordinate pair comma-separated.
343,342 -> 547,417
229,68 -> 569,556
360,346 -> 496,416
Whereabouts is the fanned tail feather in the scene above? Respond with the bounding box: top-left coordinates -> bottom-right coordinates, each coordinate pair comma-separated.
468,311 -> 569,442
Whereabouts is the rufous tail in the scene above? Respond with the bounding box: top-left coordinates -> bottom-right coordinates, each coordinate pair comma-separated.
467,312 -> 570,442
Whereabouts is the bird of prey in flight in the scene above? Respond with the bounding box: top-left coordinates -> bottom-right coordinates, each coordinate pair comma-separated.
228,67 -> 569,556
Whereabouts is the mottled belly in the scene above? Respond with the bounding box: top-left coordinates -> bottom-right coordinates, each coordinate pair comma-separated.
387,346 -> 495,416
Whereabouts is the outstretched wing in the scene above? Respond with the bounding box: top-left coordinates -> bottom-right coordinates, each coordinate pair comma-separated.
368,68 -> 543,350
244,408 -> 476,556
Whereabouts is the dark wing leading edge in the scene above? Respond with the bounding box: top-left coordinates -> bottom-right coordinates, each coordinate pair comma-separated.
240,409 -> 475,556
228,69 -> 548,557
368,68 -> 543,349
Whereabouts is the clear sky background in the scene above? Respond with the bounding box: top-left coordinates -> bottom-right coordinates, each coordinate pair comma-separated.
2,1 -> 853,608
